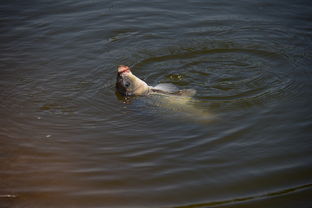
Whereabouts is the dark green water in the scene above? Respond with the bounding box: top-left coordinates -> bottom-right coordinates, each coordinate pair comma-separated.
1,0 -> 312,207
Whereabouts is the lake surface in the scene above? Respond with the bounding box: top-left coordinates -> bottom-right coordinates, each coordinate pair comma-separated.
1,0 -> 312,207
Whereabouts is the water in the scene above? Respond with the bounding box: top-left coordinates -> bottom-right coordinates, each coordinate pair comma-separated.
1,0 -> 312,207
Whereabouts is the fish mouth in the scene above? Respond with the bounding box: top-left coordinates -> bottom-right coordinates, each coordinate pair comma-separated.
118,65 -> 131,74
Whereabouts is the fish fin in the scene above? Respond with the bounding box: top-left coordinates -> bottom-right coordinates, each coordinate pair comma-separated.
153,83 -> 179,93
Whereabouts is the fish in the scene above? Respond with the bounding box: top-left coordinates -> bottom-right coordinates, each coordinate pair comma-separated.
116,65 -> 196,97
115,65 -> 214,121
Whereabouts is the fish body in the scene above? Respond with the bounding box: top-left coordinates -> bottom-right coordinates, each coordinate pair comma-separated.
115,65 -> 214,121
116,65 -> 196,97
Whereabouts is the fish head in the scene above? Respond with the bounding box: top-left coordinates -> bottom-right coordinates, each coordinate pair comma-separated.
116,65 -> 150,96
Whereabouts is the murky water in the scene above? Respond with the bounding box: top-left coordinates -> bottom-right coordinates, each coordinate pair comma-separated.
1,0 -> 312,207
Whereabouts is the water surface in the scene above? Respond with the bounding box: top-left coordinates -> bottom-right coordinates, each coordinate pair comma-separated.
1,0 -> 312,207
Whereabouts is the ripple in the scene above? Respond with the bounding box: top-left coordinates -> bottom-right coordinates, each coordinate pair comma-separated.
131,43 -> 298,114
174,183 -> 312,208
1,1 -> 311,207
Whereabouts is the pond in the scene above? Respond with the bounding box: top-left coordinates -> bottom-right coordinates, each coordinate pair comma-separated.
1,0 -> 311,207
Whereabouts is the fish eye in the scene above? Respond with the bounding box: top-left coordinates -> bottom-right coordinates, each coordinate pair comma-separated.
125,82 -> 130,88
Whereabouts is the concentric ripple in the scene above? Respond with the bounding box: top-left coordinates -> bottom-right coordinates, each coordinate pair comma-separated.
1,0 -> 311,208
131,42 -> 297,116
